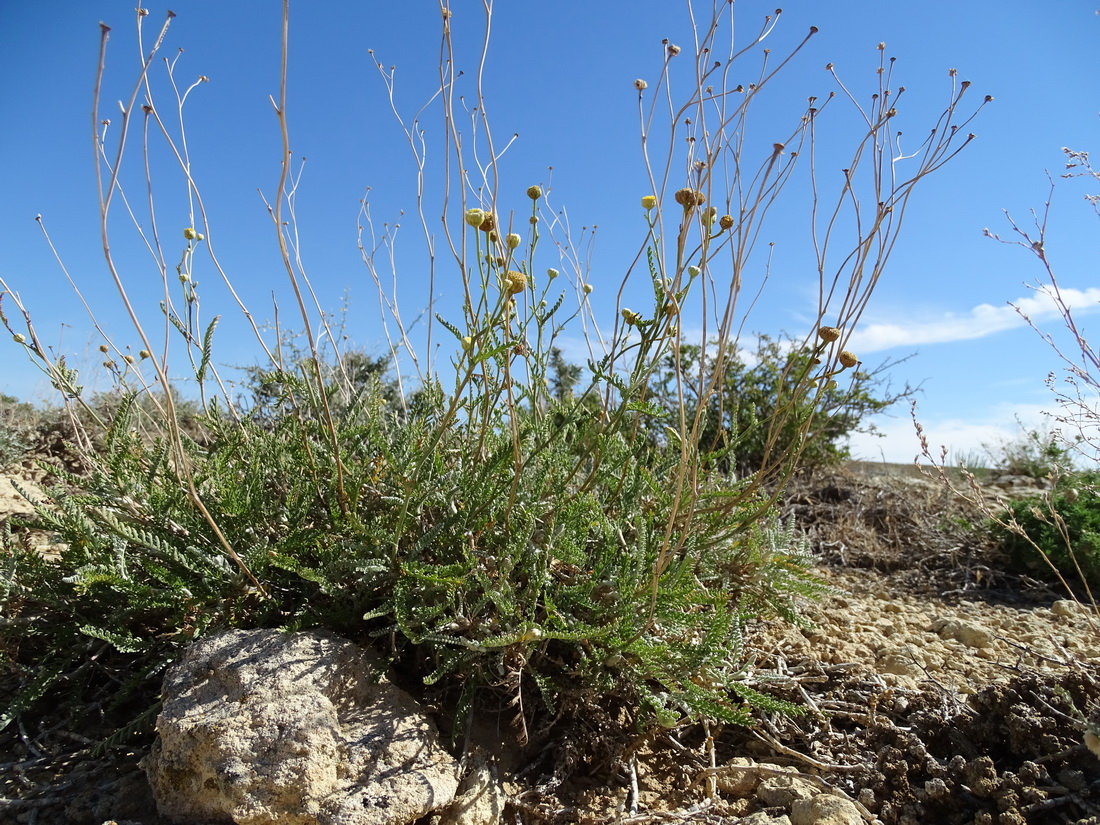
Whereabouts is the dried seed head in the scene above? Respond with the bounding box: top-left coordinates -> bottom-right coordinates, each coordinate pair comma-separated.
667,43 -> 681,57
183,227 -> 199,240
123,354 -> 135,364
674,188 -> 705,209
479,213 -> 496,233
719,214 -> 735,231
527,185 -> 542,200
621,308 -> 638,326
503,270 -> 527,295
817,325 -> 841,343
839,350 -> 859,368
99,344 -> 110,354
634,78 -> 648,91
139,350 -> 151,360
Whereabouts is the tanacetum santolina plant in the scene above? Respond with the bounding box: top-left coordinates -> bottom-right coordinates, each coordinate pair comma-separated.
0,1 -> 987,765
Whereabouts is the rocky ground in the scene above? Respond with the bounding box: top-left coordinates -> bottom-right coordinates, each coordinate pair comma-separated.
2,461 -> 1099,824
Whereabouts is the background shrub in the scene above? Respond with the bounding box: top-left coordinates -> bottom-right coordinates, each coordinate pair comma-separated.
647,334 -> 914,478
995,471 -> 1100,590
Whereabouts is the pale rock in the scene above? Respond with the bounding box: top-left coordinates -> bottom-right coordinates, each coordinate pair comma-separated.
790,793 -> 863,825
715,757 -> 761,796
756,773 -> 818,807
931,617 -> 995,649
1051,599 -> 1087,618
739,813 -> 792,825
437,754 -> 505,825
145,629 -> 460,825
875,646 -> 924,679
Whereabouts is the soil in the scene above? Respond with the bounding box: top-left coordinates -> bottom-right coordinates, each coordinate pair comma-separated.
2,461 -> 1099,825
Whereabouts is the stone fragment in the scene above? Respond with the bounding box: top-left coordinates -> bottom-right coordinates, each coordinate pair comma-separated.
144,629 -> 460,825
790,793 -> 863,825
438,754 -> 505,825
715,757 -> 762,796
931,617 -> 995,649
739,813 -> 792,825
756,772 -> 818,807
1051,599 -> 1086,617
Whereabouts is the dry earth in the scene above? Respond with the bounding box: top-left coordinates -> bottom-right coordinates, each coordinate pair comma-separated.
2,461 -> 1099,824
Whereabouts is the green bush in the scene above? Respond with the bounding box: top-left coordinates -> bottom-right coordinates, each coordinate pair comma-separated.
986,423 -> 1077,480
995,471 -> 1100,589
647,334 -> 913,477
0,3 -> 983,750
1,381 -> 820,737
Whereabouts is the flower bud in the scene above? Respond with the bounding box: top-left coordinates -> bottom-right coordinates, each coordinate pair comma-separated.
505,232 -> 522,250
527,185 -> 542,200
464,208 -> 486,228
461,336 -> 473,352
183,227 -> 199,240
547,268 -> 559,280
582,283 -> 593,295
817,326 -> 841,343
12,333 -> 26,344
687,265 -> 701,278
641,195 -> 657,210
139,349 -> 151,360
839,350 -> 859,368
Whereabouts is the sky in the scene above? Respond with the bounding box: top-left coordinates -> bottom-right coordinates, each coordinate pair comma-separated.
1,1 -> 1098,466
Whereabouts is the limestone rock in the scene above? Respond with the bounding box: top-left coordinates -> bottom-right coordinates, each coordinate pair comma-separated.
436,752 -> 505,825
144,628 -> 460,825
931,617 -> 995,649
755,772 -> 818,807
790,793 -> 863,825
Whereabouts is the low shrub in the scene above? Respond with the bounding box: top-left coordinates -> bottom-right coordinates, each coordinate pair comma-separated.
1,2 -> 983,750
995,471 -> 1100,591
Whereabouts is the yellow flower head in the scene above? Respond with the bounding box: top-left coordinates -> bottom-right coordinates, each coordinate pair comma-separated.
641,195 -> 657,210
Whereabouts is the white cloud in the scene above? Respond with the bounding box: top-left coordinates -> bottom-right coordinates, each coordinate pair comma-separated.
847,286 -> 1100,354
846,402 -> 1060,466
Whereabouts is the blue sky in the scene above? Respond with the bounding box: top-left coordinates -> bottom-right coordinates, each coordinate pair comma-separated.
1,1 -> 1098,465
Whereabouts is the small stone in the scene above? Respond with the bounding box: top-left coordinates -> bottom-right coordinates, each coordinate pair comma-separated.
931,617 -> 995,649
715,757 -> 760,796
1051,599 -> 1085,617
757,773 -> 817,807
790,793 -> 863,825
